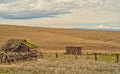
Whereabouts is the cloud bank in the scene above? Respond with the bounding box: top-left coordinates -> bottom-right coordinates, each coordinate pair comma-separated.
0,0 -> 120,19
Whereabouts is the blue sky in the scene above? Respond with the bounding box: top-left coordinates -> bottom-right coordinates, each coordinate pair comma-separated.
0,0 -> 120,29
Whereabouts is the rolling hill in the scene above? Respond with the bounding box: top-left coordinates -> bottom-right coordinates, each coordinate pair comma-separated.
0,25 -> 120,53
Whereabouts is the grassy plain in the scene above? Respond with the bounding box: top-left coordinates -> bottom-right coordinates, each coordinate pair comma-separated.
0,53 -> 120,74
0,25 -> 120,74
0,25 -> 120,53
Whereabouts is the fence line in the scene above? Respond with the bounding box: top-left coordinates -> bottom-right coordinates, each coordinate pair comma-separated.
40,52 -> 120,63
1,51 -> 119,64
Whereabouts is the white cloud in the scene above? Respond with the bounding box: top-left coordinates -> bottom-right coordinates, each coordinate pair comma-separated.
0,0 -> 120,19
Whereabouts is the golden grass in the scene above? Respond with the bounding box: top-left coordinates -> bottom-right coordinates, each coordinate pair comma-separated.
0,24 -> 120,53
0,53 -> 120,74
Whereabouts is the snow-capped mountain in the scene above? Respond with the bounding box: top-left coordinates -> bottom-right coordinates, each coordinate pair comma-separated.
74,24 -> 120,31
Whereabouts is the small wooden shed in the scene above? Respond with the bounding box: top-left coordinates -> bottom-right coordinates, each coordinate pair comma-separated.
66,46 -> 81,55
1,39 -> 38,53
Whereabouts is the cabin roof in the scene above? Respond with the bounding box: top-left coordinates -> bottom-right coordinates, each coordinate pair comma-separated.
1,39 -> 37,50
66,46 -> 81,49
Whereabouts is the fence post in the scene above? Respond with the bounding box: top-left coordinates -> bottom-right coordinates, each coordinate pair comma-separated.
56,52 -> 58,59
40,52 -> 43,59
70,49 -> 72,55
87,52 -> 89,60
116,53 -> 119,63
75,51 -> 77,59
95,53 -> 97,61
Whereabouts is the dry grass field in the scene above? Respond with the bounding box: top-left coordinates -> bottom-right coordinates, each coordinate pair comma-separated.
0,24 -> 120,53
0,53 -> 120,74
0,24 -> 120,74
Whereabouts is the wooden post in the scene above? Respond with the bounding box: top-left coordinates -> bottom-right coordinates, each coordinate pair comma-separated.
79,47 -> 82,55
3,54 -> 10,63
80,49 -> 82,55
40,52 -> 43,59
95,53 -> 97,61
56,52 -> 58,58
116,53 -> 119,63
75,51 -> 77,59
5,49 -> 8,53
87,52 -> 89,60
6,55 -> 11,64
0,55 -> 4,63
70,49 -> 72,55
104,53 -> 107,55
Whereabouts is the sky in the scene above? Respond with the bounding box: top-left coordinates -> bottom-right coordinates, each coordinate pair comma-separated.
0,0 -> 120,29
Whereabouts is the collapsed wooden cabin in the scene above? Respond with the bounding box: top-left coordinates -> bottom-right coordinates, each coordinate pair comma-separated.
66,46 -> 82,55
0,50 -> 38,63
1,39 -> 38,53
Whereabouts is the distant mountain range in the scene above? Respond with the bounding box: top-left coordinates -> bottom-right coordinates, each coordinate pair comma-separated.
74,28 -> 120,32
